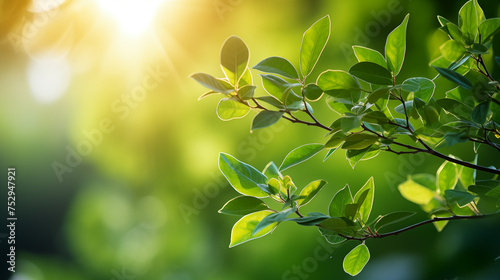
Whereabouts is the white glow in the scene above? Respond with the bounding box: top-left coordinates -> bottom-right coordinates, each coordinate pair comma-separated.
27,58 -> 71,104
29,0 -> 66,13
97,0 -> 164,36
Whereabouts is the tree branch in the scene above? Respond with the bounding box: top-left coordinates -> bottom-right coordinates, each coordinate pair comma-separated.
361,123 -> 500,175
338,214 -> 496,241
251,98 -> 332,132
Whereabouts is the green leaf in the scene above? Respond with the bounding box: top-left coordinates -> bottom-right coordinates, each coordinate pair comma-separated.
303,83 -> 323,101
323,146 -> 340,162
459,160 -> 476,188
318,227 -> 347,244
410,174 -> 437,191
437,15 -> 452,27
440,40 -> 467,62
325,133 -> 345,149
219,153 -> 269,197
375,212 -> 416,231
267,178 -> 281,197
300,15 -> 331,77
362,111 -> 390,125
398,179 -> 436,205
433,67 -> 473,90
216,98 -> 250,121
446,86 -> 475,107
344,203 -> 360,221
341,134 -> 379,150
341,115 -> 362,133
296,180 -> 328,207
385,14 -> 410,76
395,100 -> 413,116
263,161 -> 281,180
486,186 -> 500,198
229,210 -> 277,247
458,0 -> 479,45
191,73 -> 234,94
445,190 -> 476,207
220,36 -> 250,86
317,70 -> 361,102
346,147 -> 380,169
367,87 -> 390,104
329,185 -> 353,217
287,214 -> 330,226
430,55 -> 471,75
444,132 -> 468,146
422,105 -> 440,127
251,111 -> 284,131
254,96 -> 285,110
219,196 -> 269,216
352,46 -> 387,69
252,207 -> 294,235
437,161 -> 458,193
320,217 -> 356,235
282,175 -> 297,198
349,62 -> 393,85
353,177 -> 375,223
238,67 -> 253,87
260,74 -> 296,100
446,23 -> 466,44
437,98 -> 473,119
343,244 -> 370,276
471,101 -> 490,124
432,212 -> 451,232
282,88 -> 305,110
479,18 -> 500,44
468,43 -> 489,55
280,144 -> 324,171
238,85 -> 256,100
253,56 -> 299,80
197,90 -> 219,101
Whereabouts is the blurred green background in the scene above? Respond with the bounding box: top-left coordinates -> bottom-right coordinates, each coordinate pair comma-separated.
1,0 -> 500,279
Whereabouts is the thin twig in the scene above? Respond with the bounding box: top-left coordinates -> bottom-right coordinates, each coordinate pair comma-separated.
338,214 -> 495,241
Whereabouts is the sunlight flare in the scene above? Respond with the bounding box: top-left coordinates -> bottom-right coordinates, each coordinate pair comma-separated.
96,0 -> 165,36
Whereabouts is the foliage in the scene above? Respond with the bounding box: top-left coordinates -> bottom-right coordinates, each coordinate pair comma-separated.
192,0 -> 500,276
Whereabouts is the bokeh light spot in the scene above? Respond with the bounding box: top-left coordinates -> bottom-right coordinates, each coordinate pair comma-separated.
27,57 -> 72,104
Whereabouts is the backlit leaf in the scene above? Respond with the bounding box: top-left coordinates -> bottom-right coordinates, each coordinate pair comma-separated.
253,56 -> 299,80
385,14 -> 410,76
343,244 -> 370,276
229,210 -> 277,247
296,180 -> 328,207
219,196 -> 269,216
398,179 -> 436,205
216,98 -> 249,120
280,144 -> 324,171
300,15 -> 331,77
221,36 -> 250,86
219,153 -> 269,197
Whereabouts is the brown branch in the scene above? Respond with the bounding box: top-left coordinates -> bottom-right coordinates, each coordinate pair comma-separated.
362,122 -> 500,175
338,214 -> 495,241
251,98 -> 332,132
